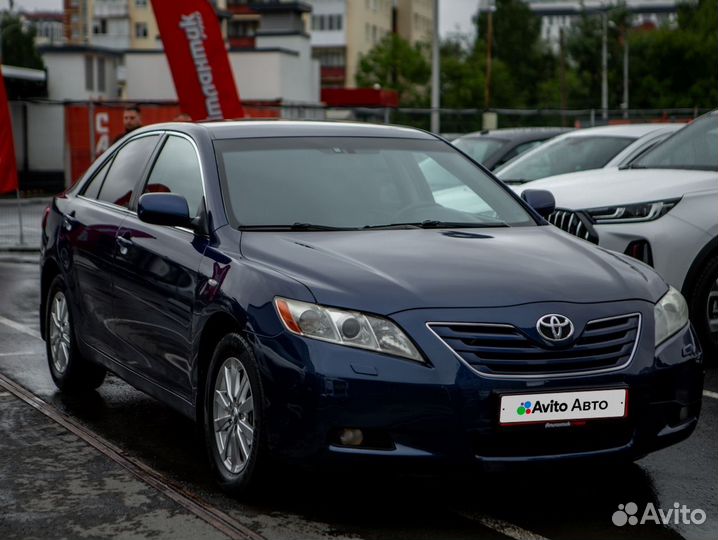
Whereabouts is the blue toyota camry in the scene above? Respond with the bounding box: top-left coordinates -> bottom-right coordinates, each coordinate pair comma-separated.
40,121 -> 703,494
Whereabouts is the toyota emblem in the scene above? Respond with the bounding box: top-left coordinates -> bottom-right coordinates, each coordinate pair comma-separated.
537,314 -> 574,342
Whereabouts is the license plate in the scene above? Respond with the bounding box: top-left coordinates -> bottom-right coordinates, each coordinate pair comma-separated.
499,389 -> 627,425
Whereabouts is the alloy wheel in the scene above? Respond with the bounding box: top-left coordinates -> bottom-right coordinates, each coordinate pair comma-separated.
213,356 -> 255,474
707,275 -> 718,341
49,291 -> 71,374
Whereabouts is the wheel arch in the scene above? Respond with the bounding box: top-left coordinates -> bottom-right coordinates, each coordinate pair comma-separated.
681,236 -> 718,301
40,257 -> 62,340
194,310 -> 247,424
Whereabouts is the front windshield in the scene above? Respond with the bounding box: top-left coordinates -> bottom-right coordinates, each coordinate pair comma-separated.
453,137 -> 507,163
215,137 -> 536,229
631,114 -> 718,170
496,135 -> 635,182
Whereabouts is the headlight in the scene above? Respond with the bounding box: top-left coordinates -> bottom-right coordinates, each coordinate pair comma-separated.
274,297 -> 424,363
587,198 -> 680,224
654,286 -> 689,347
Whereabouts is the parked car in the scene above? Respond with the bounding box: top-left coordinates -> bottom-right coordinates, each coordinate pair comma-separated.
41,121 -> 703,495
453,127 -> 571,170
496,124 -> 681,185
516,111 -> 718,357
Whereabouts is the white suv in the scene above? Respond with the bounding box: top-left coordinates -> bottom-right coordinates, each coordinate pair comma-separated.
516,112 -> 718,357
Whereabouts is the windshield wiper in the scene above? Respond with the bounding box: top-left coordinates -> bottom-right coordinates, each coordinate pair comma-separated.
501,179 -> 529,185
238,223 -> 358,231
365,220 -> 509,229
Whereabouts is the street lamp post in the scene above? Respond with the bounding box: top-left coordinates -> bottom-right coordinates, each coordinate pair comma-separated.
430,0 -> 440,134
601,10 -> 608,121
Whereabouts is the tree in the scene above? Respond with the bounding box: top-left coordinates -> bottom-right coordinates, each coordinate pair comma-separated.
0,12 -> 44,69
356,34 -> 431,106
628,0 -> 717,108
474,0 -> 555,107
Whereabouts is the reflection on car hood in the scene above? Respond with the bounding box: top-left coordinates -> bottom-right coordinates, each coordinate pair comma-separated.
515,168 -> 718,209
240,227 -> 666,315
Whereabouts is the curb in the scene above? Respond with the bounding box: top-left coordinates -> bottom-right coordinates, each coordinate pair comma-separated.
0,246 -> 41,253
0,197 -> 52,207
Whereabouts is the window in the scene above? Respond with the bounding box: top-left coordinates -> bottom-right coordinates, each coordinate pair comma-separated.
97,135 -> 160,208
97,57 -> 106,92
135,22 -> 148,38
143,136 -> 204,219
215,137 -> 534,229
135,0 -> 148,7
85,55 -> 94,91
82,157 -> 113,200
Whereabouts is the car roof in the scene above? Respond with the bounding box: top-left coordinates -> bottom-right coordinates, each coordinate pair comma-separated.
557,123 -> 677,138
189,120 -> 439,140
457,127 -> 572,143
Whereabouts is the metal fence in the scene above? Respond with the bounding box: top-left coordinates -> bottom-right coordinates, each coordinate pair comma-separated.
1,100 -> 709,250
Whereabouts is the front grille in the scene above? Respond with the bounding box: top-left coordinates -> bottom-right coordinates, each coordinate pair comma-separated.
547,209 -> 599,244
429,314 -> 640,377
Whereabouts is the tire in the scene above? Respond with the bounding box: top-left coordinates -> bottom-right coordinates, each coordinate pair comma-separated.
45,275 -> 106,391
689,254 -> 718,361
203,333 -> 267,496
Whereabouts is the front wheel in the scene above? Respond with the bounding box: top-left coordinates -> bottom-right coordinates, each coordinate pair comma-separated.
45,275 -> 106,391
690,254 -> 718,361
203,333 -> 267,496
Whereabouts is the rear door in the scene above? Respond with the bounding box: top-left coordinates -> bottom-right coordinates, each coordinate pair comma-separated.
65,134 -> 161,358
112,134 -> 208,400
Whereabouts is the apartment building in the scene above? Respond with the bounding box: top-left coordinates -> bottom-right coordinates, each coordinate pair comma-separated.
307,0 -> 435,88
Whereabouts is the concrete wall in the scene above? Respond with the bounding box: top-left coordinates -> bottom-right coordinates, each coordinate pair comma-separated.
125,46 -> 321,104
43,51 -> 121,100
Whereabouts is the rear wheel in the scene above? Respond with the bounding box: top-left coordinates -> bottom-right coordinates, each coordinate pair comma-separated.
45,275 -> 106,391
204,333 -> 267,496
689,254 -> 718,361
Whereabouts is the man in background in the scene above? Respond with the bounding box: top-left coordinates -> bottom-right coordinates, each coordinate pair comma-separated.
114,105 -> 143,143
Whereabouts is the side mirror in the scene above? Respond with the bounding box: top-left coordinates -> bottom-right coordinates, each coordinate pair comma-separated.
138,193 -> 192,228
521,189 -> 556,218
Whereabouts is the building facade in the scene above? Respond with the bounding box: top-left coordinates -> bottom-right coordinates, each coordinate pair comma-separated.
306,0 -> 435,88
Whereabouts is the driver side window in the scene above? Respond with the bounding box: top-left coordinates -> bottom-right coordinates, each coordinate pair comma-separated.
143,136 -> 204,219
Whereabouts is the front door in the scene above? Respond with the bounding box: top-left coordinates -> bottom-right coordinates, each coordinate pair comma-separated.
112,134 -> 208,400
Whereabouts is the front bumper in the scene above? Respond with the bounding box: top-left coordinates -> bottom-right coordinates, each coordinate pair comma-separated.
250,303 -> 703,467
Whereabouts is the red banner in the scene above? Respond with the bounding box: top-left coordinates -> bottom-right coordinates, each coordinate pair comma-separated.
0,67 -> 19,194
151,0 -> 243,121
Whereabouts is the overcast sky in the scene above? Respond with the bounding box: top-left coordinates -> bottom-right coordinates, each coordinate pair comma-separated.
4,0 -> 481,37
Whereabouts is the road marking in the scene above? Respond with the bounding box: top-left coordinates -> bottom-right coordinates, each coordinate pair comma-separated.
0,316 -> 42,340
704,390 -> 718,400
0,351 -> 35,357
452,509 -> 551,540
0,372 -> 265,540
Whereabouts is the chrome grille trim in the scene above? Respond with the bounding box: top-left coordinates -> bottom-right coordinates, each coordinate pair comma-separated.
547,209 -> 599,244
426,313 -> 642,379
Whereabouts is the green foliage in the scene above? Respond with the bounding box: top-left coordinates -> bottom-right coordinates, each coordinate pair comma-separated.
628,0 -> 717,108
356,0 -> 716,110
355,34 -> 431,106
0,12 -> 44,70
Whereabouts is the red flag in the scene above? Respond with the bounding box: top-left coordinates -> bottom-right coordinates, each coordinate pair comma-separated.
0,66 -> 19,195
151,0 -> 243,121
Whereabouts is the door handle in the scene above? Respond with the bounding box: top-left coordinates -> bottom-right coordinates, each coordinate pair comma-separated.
116,235 -> 133,256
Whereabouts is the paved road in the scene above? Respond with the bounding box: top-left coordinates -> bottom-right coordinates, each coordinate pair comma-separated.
0,261 -> 716,540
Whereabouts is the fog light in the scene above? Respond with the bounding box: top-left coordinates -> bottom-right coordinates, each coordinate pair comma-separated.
679,406 -> 689,422
338,428 -> 364,446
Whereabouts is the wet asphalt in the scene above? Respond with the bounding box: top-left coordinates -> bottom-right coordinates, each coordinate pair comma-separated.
0,261 -> 716,540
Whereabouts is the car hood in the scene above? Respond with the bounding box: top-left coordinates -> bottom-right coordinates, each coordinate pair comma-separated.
515,168 -> 718,209
240,227 -> 666,315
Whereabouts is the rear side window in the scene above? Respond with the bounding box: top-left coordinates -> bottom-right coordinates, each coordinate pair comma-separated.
97,135 -> 160,208
82,157 -> 112,199
143,136 -> 204,219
